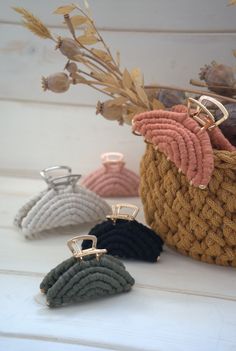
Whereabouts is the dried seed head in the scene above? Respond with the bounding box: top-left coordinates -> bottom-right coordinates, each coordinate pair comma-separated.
199,61 -> 236,96
56,37 -> 81,59
96,100 -> 123,121
42,72 -> 70,93
157,89 -> 186,108
65,62 -> 78,74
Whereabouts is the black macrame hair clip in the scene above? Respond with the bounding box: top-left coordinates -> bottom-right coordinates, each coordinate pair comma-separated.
40,234 -> 135,307
82,204 -> 164,262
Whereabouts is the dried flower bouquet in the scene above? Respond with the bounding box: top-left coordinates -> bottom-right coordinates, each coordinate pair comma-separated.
14,2 -> 236,126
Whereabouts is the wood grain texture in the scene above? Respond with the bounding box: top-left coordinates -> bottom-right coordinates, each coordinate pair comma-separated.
0,101 -> 144,174
0,176 -> 236,351
1,0 -> 236,32
0,274 -> 236,351
0,337 -> 109,351
0,25 -> 236,106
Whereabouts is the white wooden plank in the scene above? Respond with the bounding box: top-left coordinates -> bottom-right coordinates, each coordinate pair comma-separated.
0,337 -> 108,351
0,101 -> 145,174
1,0 -> 236,32
1,24 -> 236,105
1,226 -> 235,301
0,274 -> 236,351
0,176 -> 235,301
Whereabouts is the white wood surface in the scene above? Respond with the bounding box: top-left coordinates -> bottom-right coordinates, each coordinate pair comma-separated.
0,337 -> 108,351
0,176 -> 236,350
1,0 -> 236,32
0,101 -> 145,175
1,25 -> 236,106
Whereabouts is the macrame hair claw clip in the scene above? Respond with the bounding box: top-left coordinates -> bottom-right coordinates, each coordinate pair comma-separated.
132,95 -> 234,190
40,234 -> 135,307
14,165 -> 111,239
82,203 -> 164,262
81,152 -> 140,197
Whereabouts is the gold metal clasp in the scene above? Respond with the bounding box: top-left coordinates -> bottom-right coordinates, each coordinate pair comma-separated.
106,203 -> 139,223
67,235 -> 107,261
131,118 -> 142,136
188,95 -> 229,131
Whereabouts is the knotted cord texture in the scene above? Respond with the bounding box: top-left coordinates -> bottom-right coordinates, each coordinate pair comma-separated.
82,219 -> 164,262
40,254 -> 135,307
14,185 -> 111,238
133,109 -> 235,187
81,165 -> 140,197
140,144 -> 236,267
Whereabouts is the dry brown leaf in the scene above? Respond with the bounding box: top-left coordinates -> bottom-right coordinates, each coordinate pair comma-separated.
107,96 -> 129,107
77,35 -> 99,45
125,88 -> 138,103
233,50 -> 236,57
228,0 -> 236,5
54,4 -> 76,14
84,24 -> 96,36
134,82 -> 149,107
70,15 -> 88,27
72,54 -> 88,64
122,69 -> 133,89
130,68 -> 143,86
75,74 -> 88,83
103,73 -> 120,87
103,86 -> 122,94
106,62 -> 119,72
152,98 -> 165,110
91,49 -> 112,62
127,105 -> 146,114
90,71 -> 106,81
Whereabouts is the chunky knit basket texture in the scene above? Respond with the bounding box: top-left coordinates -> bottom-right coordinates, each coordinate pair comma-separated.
140,144 -> 236,267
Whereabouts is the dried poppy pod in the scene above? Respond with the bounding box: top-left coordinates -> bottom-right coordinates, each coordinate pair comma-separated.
65,62 -> 78,75
157,89 -> 186,108
96,100 -> 124,123
56,37 -> 81,59
199,61 -> 236,96
42,72 -> 71,93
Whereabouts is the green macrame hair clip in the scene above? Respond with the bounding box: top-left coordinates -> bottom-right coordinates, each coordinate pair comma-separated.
40,234 -> 135,307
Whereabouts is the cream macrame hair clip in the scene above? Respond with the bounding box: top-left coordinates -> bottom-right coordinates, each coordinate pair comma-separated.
14,166 -> 111,239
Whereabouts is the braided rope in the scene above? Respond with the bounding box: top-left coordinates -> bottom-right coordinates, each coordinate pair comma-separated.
140,144 -> 236,267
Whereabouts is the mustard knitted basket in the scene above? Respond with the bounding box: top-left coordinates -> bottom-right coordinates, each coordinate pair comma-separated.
140,139 -> 236,267
133,97 -> 236,267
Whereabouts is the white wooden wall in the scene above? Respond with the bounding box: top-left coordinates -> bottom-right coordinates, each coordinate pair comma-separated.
0,0 -> 236,177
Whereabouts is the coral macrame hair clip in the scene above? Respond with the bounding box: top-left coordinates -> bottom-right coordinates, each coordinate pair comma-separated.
14,165 -> 111,239
132,95 -> 235,188
40,234 -> 135,307
81,152 -> 140,197
82,203 -> 164,262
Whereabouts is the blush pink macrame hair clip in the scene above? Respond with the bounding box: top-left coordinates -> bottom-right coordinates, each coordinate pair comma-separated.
132,96 -> 235,189
81,152 -> 140,197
